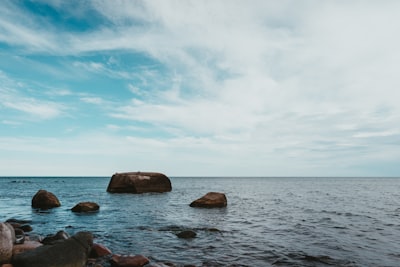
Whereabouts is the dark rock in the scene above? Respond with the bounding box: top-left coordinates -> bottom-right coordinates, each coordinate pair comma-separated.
14,228 -> 25,244
176,230 -> 197,239
107,172 -> 172,194
12,231 -> 93,267
31,189 -> 61,209
5,219 -> 31,225
41,230 -> 70,245
19,225 -> 32,233
0,223 -> 14,264
72,202 -> 100,213
189,192 -> 227,208
110,254 -> 150,267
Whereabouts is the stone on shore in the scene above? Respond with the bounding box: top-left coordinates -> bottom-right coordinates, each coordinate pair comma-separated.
71,202 -> 100,213
12,241 -> 42,255
107,172 -> 172,194
41,230 -> 69,245
110,254 -> 150,267
31,190 -> 61,209
89,243 -> 112,258
11,231 -> 93,267
0,223 -> 14,264
189,192 -> 227,208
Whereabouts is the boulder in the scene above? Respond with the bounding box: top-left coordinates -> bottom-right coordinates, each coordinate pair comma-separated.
12,241 -> 42,255
89,243 -> 112,258
0,223 -> 14,264
12,231 -> 93,267
189,192 -> 227,208
110,254 -> 149,267
71,202 -> 100,213
107,172 -> 172,194
31,190 -> 61,209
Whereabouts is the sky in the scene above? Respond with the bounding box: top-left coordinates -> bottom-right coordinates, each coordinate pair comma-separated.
1,0 -> 400,177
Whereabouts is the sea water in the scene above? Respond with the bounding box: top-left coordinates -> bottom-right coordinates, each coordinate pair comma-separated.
0,177 -> 400,266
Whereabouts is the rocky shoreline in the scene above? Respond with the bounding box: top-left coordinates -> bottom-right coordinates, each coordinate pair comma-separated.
0,173 -> 228,267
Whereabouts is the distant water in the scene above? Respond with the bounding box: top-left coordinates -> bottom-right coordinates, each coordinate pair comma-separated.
1,177 -> 400,266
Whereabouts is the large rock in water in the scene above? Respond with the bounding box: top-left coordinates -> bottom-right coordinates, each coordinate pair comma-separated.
0,223 -> 15,264
31,189 -> 61,209
107,172 -> 172,193
12,231 -> 93,267
190,192 -> 227,208
71,202 -> 100,213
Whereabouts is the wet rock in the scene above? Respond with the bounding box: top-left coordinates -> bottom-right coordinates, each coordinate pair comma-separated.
176,230 -> 197,239
107,172 -> 172,193
189,192 -> 227,208
18,225 -> 32,233
90,243 -> 112,258
41,230 -> 70,245
110,254 -> 149,267
0,223 -> 14,264
72,202 -> 100,213
31,190 -> 61,209
5,220 -> 30,226
12,231 -> 93,267
12,241 -> 42,255
13,229 -> 24,245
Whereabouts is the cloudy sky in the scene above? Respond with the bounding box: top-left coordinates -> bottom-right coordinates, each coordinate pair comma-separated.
1,0 -> 399,177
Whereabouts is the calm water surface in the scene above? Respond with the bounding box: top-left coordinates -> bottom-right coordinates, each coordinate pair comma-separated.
1,177 -> 400,266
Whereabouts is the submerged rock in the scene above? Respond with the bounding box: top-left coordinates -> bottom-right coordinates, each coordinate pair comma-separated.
31,189 -> 61,209
189,192 -> 227,208
176,230 -> 197,239
12,231 -> 93,267
107,172 -> 172,193
71,202 -> 100,213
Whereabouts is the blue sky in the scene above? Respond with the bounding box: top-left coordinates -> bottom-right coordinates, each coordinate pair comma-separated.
1,0 -> 400,176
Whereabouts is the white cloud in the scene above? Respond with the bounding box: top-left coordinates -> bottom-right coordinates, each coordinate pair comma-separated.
127,84 -> 142,95
80,96 -> 104,105
0,73 -> 65,120
1,1 -> 400,175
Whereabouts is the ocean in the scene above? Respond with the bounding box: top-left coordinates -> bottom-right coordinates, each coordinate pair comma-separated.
1,176 -> 399,266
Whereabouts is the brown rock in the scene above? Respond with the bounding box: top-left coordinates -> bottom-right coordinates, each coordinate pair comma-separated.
71,202 -> 100,213
189,192 -> 227,208
31,190 -> 61,209
0,223 -> 14,264
1,264 -> 13,267
107,172 -> 172,193
110,254 -> 150,267
89,243 -> 112,258
12,241 -> 42,255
